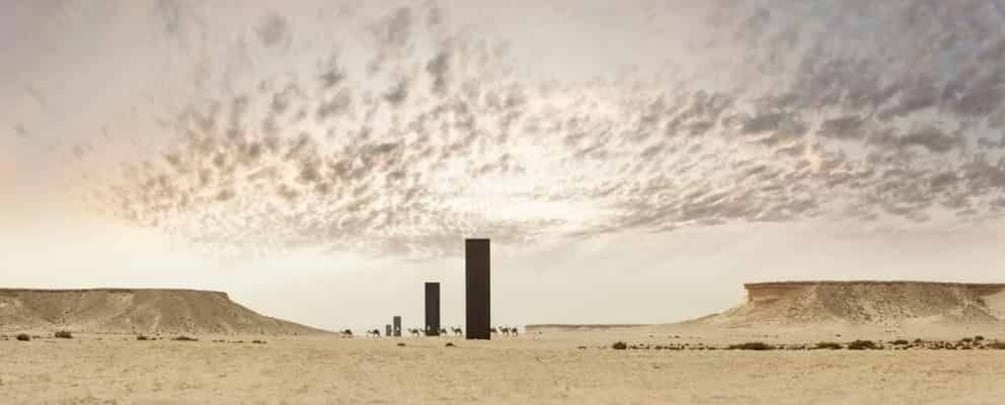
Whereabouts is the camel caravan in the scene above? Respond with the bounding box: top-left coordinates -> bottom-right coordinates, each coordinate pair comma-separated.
336,326 -> 521,338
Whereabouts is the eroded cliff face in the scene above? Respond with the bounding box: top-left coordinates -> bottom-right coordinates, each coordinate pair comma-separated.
705,281 -> 1005,325
0,288 -> 326,335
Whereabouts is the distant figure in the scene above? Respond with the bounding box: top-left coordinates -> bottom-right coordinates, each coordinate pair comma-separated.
451,326 -> 462,336
366,329 -> 381,338
510,327 -> 519,337
340,329 -> 353,338
407,328 -> 422,337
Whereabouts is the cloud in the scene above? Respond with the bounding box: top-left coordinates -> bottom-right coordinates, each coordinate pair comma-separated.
256,12 -> 291,49
13,124 -> 28,138
62,0 -> 1005,259
899,125 -> 960,153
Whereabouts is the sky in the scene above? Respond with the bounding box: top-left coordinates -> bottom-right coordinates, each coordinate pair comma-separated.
2,0 -> 1005,331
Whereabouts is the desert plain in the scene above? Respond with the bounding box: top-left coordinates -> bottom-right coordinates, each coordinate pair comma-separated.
4,282 -> 1005,404
3,325 -> 1005,404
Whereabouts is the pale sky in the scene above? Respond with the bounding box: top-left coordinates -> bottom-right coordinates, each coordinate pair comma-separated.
2,0 -> 1005,332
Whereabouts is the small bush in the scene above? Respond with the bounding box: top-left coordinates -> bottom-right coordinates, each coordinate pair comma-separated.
847,340 -> 878,350
611,341 -> 628,350
397,342 -> 406,347
173,336 -> 198,342
986,341 -> 1005,350
54,330 -> 73,339
814,342 -> 843,350
960,337 -> 973,343
16,334 -> 30,342
445,342 -> 455,347
727,342 -> 774,351
974,335 -> 985,342
252,340 -> 267,344
891,339 -> 909,345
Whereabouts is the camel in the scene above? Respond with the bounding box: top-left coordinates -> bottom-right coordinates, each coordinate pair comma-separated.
500,327 -> 510,336
439,328 -> 448,336
451,327 -> 462,336
510,327 -> 519,337
490,327 -> 499,335
407,328 -> 422,337
339,329 -> 353,338
366,329 -> 381,338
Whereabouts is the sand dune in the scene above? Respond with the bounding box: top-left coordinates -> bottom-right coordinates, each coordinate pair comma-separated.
0,288 -> 325,335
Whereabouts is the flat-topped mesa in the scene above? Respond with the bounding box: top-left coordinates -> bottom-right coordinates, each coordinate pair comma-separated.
0,288 -> 327,335
706,281 -> 1005,325
0,288 -> 231,299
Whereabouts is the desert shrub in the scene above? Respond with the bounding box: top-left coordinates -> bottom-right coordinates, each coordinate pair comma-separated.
54,330 -> 73,339
727,342 -> 774,351
173,336 -> 198,342
397,342 -> 406,347
974,335 -> 985,342
16,334 -> 31,342
986,341 -> 1005,350
814,342 -> 843,350
847,340 -> 878,350
960,337 -> 973,343
891,339 -> 909,345
611,341 -> 628,350
252,340 -> 267,344
445,342 -> 455,347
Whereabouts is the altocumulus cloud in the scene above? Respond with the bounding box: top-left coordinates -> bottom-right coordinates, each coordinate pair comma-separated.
58,0 -> 1005,258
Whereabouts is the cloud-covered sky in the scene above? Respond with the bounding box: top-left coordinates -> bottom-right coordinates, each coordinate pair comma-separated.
2,0 -> 1005,329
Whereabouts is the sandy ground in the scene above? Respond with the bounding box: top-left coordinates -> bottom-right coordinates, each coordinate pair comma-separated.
2,328 -> 1005,404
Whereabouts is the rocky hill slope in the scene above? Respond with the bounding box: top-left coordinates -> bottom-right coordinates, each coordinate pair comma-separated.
0,288 -> 327,335
700,281 -> 1005,326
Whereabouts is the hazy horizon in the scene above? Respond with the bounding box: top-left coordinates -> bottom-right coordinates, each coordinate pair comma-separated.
3,0 -> 1005,332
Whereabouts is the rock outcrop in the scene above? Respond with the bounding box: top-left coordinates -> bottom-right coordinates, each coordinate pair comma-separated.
0,288 -> 326,335
702,281 -> 1005,326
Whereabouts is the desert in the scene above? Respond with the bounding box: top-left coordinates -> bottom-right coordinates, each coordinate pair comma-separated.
3,282 -> 1005,404
7,0 -> 1005,403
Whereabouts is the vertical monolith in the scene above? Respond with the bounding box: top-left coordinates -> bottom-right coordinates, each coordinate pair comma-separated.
385,324 -> 392,337
425,282 -> 441,336
465,238 -> 490,340
393,316 -> 402,337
